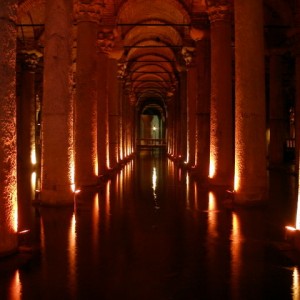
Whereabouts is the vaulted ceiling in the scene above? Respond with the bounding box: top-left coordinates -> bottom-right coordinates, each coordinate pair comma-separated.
16,0 -> 295,112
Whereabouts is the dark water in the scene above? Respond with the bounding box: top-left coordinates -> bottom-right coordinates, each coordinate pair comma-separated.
0,150 -> 300,300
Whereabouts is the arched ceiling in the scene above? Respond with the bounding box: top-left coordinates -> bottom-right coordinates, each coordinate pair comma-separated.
17,0 -> 295,108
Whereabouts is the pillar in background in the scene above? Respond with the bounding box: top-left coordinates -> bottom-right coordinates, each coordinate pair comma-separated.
179,70 -> 188,162
183,47 -> 197,166
294,1 -> 300,174
195,39 -> 211,179
269,53 -> 286,166
234,0 -> 268,204
107,58 -> 120,168
208,2 -> 233,187
17,51 -> 40,232
75,2 -> 102,186
0,0 -> 18,255
96,27 -> 117,175
41,0 -> 74,205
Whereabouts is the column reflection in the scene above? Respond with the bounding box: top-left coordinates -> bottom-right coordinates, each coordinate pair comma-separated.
9,270 -> 21,300
68,212 -> 77,297
293,267 -> 300,300
230,211 -> 242,300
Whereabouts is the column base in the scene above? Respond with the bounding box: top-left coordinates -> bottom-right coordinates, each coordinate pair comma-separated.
40,187 -> 74,206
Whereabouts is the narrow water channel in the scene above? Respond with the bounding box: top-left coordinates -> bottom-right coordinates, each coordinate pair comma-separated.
0,150 -> 299,300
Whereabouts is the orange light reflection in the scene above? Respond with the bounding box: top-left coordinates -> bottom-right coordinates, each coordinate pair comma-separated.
208,192 -> 217,237
9,270 -> 21,300
68,213 -> 77,296
293,267 -> 300,300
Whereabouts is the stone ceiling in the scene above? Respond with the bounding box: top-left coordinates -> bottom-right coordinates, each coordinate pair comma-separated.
17,0 -> 295,110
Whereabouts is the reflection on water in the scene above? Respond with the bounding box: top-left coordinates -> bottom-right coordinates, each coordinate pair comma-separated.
1,150 -> 300,299
9,270 -> 21,300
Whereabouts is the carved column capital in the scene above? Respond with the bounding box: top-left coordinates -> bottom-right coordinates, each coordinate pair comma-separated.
75,2 -> 103,24
182,46 -> 196,67
21,50 -> 42,72
207,1 -> 231,24
97,28 -> 117,54
117,62 -> 127,79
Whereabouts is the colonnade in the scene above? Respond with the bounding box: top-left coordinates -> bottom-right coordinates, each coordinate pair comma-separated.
0,0 -> 298,256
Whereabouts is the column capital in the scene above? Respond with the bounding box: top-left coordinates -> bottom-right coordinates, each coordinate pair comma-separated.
97,28 -> 117,54
75,2 -> 103,24
20,50 -> 42,72
181,46 -> 196,67
117,62 -> 127,79
207,1 -> 232,24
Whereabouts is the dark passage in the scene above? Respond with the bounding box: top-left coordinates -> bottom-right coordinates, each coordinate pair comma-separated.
0,151 -> 299,300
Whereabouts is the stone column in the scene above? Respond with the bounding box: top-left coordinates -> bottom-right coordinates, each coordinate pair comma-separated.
195,39 -> 211,179
75,2 -> 102,186
41,0 -> 74,205
179,70 -> 188,162
107,58 -> 120,169
294,2 -> 300,174
234,0 -> 268,204
17,51 -> 40,232
269,53 -> 286,166
183,47 -> 197,166
96,27 -> 116,175
208,2 -> 233,187
0,0 -> 18,255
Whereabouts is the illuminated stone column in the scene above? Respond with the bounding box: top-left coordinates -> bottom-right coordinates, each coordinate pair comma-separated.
195,39 -> 211,178
269,53 -> 286,166
208,2 -> 233,186
183,47 -> 197,166
107,58 -> 120,168
17,51 -> 40,231
75,2 -> 102,186
179,70 -> 188,162
41,0 -> 74,205
18,52 -> 40,175
295,3 -> 300,174
234,0 -> 268,203
96,27 -> 116,175
0,0 -> 18,255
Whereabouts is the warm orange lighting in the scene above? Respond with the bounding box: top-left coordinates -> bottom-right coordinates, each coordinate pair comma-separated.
209,156 -> 215,178
93,193 -> 100,253
231,211 -> 242,298
286,226 -> 297,232
74,189 -> 81,194
9,270 -> 21,300
293,267 -> 300,300
186,173 -> 190,209
68,212 -> 77,296
31,171 -> 37,198
18,229 -> 30,234
31,148 -> 36,165
234,172 -> 240,192
208,191 -> 218,238
105,180 -> 111,230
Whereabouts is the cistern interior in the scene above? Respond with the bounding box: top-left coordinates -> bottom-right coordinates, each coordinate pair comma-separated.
1,0 -> 300,299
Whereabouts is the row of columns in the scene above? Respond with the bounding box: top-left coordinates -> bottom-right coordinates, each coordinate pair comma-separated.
0,0 -> 135,254
169,0 -> 269,204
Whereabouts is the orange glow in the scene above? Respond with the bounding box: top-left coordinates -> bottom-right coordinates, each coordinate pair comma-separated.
31,148 -> 36,165
105,180 -> 111,230
9,270 -> 21,300
234,172 -> 240,192
92,193 -> 100,259
293,267 -> 300,300
286,226 -> 297,232
68,213 -> 77,296
231,212 -> 242,298
13,188 -> 18,233
194,182 -> 198,210
208,191 -> 218,238
209,155 -> 215,178
95,155 -> 99,176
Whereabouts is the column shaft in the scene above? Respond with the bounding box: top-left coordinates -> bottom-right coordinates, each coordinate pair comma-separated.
108,58 -> 119,168
269,54 -> 286,165
97,52 -> 109,175
41,0 -> 74,204
234,0 -> 268,203
0,0 -> 18,255
75,5 -> 100,186
195,40 -> 211,178
209,5 -> 233,186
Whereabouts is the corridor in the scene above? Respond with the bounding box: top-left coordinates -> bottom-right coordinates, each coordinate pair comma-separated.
0,150 -> 299,300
